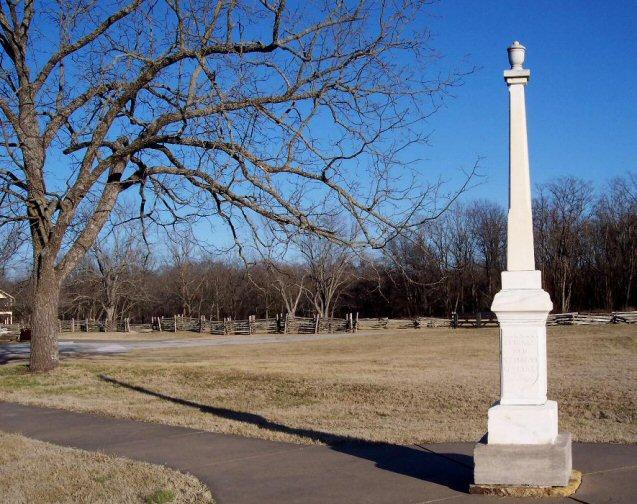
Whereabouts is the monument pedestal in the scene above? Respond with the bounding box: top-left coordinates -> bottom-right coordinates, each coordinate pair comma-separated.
474,432 -> 572,487
488,400 -> 558,444
473,271 -> 573,487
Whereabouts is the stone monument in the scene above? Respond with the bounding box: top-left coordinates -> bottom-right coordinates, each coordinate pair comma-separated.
472,42 -> 573,490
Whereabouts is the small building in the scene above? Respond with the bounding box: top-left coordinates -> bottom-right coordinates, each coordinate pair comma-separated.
0,289 -> 13,325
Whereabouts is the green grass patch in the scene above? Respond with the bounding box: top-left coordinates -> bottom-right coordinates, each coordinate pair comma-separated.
0,366 -> 43,389
145,488 -> 175,503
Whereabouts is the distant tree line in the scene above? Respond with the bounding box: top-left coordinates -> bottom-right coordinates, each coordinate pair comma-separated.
3,175 -> 635,324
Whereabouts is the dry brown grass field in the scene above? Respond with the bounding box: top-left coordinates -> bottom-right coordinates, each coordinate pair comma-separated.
0,431 -> 214,503
1,325 -> 635,446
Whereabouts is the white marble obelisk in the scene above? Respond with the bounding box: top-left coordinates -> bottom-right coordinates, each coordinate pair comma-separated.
473,42 -> 572,488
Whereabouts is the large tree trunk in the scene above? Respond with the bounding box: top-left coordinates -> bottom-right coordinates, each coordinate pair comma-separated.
104,305 -> 116,331
30,268 -> 61,372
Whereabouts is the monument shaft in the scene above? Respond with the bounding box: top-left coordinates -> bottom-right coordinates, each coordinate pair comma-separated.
497,42 -> 550,409
507,79 -> 534,271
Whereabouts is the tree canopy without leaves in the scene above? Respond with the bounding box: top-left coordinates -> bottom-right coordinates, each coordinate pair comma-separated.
0,0 -> 466,370
60,214 -> 149,327
5,174 -> 633,326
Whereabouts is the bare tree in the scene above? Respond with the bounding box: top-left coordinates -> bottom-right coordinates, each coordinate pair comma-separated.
201,258 -> 246,320
61,217 -> 149,327
91,223 -> 148,327
198,258 -> 227,320
427,204 -> 478,314
300,232 -> 355,318
591,173 -> 637,309
0,222 -> 24,279
264,261 -> 306,317
165,235 -> 206,316
384,226 -> 445,317
0,1 -> 466,370
380,201 -> 503,317
534,178 -> 593,313
468,200 -> 506,300
43,173 -> 637,323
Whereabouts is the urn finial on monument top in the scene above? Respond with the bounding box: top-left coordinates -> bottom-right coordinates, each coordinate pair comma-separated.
504,40 -> 530,84
508,41 -> 526,69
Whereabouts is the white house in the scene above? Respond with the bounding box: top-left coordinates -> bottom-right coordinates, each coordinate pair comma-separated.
0,289 -> 13,325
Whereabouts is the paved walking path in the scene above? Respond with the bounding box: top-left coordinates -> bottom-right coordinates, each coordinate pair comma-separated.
1,402 -> 635,503
0,332 -> 355,364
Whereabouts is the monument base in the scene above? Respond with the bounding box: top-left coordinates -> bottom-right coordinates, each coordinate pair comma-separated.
470,470 -> 581,497
473,432 -> 572,487
488,400 -> 558,444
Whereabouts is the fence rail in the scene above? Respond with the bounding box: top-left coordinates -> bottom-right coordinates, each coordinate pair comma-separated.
546,312 -> 635,325
450,312 -> 498,329
451,311 -> 637,328
5,309 -> 634,339
610,311 -> 637,324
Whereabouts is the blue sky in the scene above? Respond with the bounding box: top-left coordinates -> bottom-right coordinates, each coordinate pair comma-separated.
163,0 -> 637,256
414,0 -> 637,204
11,0 -> 634,270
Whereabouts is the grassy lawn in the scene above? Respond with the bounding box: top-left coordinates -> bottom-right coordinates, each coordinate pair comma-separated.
0,431 -> 214,504
1,325 -> 635,446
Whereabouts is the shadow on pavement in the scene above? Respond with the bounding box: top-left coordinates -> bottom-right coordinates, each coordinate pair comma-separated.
99,374 -> 473,493
0,346 -> 26,364
0,343 -> 125,365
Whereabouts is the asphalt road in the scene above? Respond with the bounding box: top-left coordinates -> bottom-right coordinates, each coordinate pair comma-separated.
0,332 -> 354,364
2,402 -> 636,504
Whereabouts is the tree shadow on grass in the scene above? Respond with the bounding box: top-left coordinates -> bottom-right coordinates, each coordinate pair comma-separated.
98,374 -> 473,493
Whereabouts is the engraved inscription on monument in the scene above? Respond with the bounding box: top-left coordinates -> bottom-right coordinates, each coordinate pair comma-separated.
501,327 -> 540,402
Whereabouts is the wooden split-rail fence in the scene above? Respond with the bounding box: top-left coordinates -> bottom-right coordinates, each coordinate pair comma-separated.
546,311 -> 637,325
43,309 -> 636,336
451,310 -> 637,328
201,313 -> 354,335
451,312 -> 499,329
57,317 -> 132,333
52,312 -> 449,335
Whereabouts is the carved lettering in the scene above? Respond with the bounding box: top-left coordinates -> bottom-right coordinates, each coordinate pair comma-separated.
501,327 -> 539,398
